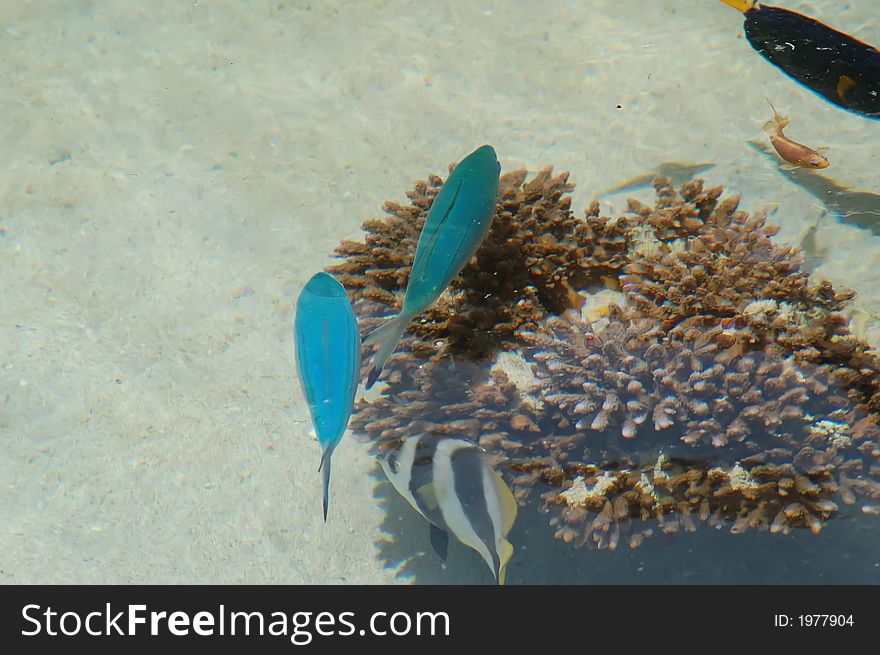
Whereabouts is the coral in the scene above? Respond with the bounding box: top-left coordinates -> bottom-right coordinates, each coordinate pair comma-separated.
351,360 -> 530,458
621,178 -> 880,411
328,165 -> 629,359
514,312 -> 880,549
336,169 -> 880,552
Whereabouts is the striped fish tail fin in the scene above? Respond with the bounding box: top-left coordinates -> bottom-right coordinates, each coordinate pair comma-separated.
362,313 -> 409,389
497,538 -> 514,585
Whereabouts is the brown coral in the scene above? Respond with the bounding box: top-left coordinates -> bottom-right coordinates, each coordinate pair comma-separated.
338,169 -> 880,553
621,178 -> 880,410
514,312 -> 880,549
328,165 -> 629,360
352,360 -> 528,456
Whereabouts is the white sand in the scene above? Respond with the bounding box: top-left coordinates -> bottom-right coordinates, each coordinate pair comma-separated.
2,0 -> 879,583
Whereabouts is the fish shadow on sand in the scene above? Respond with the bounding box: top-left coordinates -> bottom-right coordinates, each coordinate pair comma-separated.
747,140 -> 880,236
596,161 -> 716,197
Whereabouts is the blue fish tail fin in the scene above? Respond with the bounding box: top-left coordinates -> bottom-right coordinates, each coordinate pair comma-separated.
318,445 -> 334,522
362,313 -> 409,389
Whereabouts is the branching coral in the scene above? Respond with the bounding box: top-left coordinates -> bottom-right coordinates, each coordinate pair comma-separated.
515,312 -> 880,549
335,168 -> 880,552
622,178 -> 880,411
327,165 -> 628,359
352,360 -> 528,456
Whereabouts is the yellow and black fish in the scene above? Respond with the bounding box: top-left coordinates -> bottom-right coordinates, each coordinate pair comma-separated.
721,1 -> 880,119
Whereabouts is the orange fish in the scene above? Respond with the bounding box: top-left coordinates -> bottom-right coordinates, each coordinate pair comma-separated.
763,99 -> 829,170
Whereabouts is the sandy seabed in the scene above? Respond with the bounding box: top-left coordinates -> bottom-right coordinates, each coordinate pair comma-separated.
2,0 -> 879,584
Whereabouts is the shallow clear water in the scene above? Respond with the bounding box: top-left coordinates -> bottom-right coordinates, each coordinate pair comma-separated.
2,0 -> 879,584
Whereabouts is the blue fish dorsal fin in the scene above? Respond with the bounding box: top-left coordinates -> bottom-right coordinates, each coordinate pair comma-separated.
403,145 -> 500,314
407,177 -> 465,295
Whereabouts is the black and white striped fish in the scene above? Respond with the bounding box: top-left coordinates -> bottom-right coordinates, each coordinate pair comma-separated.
379,433 -> 517,584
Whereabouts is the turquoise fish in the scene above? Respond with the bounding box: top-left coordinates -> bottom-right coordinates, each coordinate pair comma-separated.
294,272 -> 362,521
380,433 -> 518,585
363,144 -> 501,388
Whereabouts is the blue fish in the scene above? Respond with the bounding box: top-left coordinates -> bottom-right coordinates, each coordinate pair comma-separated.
363,144 -> 501,388
294,272 -> 362,521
